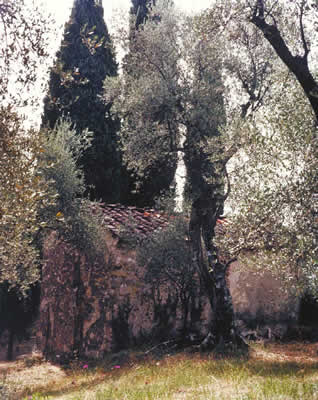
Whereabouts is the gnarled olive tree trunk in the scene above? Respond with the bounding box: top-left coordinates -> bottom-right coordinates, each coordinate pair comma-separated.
188,186 -> 247,352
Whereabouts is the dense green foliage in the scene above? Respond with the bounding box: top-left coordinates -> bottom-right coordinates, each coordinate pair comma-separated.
0,113 -> 106,294
107,2 -> 226,212
0,106 -> 56,293
195,0 -> 318,295
216,73 -> 318,295
0,1 -> 54,356
118,0 -> 178,208
42,0 -> 121,203
40,118 -> 107,260
0,0 -> 52,292
138,218 -> 193,288
137,218 -> 195,333
0,113 -> 106,358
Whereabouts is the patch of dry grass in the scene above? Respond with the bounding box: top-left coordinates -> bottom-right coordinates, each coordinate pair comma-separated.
2,342 -> 318,399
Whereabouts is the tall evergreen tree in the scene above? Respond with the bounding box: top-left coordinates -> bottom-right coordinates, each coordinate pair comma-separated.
121,0 -> 177,208
42,0 -> 121,203
131,0 -> 155,29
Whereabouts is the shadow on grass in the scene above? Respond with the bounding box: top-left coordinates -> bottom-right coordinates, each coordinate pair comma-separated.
19,344 -> 318,399
20,369 -> 122,400
246,360 -> 318,377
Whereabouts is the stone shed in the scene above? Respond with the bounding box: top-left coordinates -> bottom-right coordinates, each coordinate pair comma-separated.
18,205 -> 299,361
37,205 -> 212,361
37,205 -> 301,361
0,205 -> 302,361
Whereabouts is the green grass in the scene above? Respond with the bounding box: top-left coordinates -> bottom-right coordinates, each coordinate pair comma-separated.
6,343 -> 318,399
72,358 -> 318,400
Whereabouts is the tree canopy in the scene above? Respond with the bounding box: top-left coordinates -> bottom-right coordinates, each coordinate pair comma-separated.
0,0 -> 49,106
117,0 -> 178,207
0,0 -> 53,293
105,1 -> 247,350
250,0 -> 318,122
199,0 -> 318,296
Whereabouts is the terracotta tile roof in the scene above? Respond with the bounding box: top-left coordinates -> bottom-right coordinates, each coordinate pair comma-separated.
98,204 -> 171,238
93,203 -> 226,240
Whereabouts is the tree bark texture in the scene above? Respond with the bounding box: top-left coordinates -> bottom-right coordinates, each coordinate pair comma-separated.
189,199 -> 247,351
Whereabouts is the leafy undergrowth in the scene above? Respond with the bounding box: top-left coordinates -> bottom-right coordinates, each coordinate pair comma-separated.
2,343 -> 318,399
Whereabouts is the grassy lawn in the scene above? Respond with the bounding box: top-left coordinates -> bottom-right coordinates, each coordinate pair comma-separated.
2,343 -> 318,400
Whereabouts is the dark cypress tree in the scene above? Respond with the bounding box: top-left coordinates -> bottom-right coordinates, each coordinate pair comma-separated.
131,0 -> 154,29
122,0 -> 178,208
42,0 -> 121,203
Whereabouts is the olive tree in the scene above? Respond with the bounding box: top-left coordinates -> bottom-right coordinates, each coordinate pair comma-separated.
39,118 -> 107,261
0,0 -> 50,106
250,0 -> 318,123
216,69 -> 318,295
0,107 -> 53,293
105,1 -> 247,351
200,0 -> 318,297
0,0 -> 52,292
248,0 -> 318,287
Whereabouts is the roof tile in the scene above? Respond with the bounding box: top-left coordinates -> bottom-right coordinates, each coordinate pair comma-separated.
98,204 -> 170,239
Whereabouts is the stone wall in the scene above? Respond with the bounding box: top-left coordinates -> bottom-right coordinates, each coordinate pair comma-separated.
228,261 -> 300,338
0,232 -> 302,361
37,231 -> 211,361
